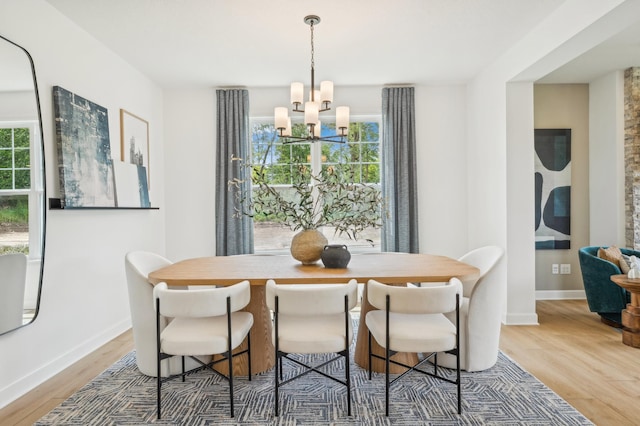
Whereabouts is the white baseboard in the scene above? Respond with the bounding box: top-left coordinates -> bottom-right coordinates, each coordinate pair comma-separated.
536,290 -> 586,300
0,319 -> 131,409
501,290 -> 587,326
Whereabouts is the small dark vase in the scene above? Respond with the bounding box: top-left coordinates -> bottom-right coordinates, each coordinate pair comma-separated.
321,244 -> 351,268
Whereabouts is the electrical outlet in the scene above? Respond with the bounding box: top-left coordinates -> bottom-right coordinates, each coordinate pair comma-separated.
560,264 -> 571,274
552,264 -> 559,274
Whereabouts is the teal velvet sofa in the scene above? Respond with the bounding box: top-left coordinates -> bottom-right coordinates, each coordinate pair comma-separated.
578,246 -> 634,327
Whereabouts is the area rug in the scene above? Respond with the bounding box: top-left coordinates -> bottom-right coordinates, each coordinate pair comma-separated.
36,347 -> 592,425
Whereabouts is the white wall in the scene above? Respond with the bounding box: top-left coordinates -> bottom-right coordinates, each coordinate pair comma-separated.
0,0 -> 165,408
415,85 -> 469,257
589,71 -> 626,247
163,89 -> 216,261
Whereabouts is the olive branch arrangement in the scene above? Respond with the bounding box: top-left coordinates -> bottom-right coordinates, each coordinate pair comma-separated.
228,156 -> 385,240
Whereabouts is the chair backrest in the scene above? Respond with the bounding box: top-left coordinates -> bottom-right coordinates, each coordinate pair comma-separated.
0,253 -> 28,333
124,251 -> 172,376
154,280 -> 251,317
367,278 -> 462,314
458,246 -> 503,298
459,246 -> 503,278
265,279 -> 358,315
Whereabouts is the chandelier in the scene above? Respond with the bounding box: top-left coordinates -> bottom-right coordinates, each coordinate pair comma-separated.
274,15 -> 349,144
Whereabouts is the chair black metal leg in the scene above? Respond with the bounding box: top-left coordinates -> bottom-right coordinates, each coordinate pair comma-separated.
274,353 -> 279,417
346,349 -> 352,416
156,299 -> 162,420
156,365 -> 161,419
181,356 -> 186,382
368,331 -> 372,380
457,350 -> 462,414
247,333 -> 252,381
385,343 -> 390,417
228,351 -> 234,418
385,295 -> 390,417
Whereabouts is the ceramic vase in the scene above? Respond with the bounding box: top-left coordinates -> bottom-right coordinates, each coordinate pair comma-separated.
321,244 -> 351,268
290,229 -> 328,265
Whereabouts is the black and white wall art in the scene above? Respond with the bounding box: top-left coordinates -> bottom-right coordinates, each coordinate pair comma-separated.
53,86 -> 115,207
534,128 -> 571,249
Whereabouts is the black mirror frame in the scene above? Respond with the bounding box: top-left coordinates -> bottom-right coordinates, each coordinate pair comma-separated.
0,34 -> 47,335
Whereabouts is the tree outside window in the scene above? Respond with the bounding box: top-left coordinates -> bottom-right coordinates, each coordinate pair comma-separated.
250,118 -> 381,252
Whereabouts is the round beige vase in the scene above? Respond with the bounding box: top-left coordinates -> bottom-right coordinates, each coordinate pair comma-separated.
290,229 -> 328,265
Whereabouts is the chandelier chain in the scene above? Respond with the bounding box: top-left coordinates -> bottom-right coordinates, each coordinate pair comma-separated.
310,20 -> 315,70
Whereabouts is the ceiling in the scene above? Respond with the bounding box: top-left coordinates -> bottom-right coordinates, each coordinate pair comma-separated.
44,0 -> 640,88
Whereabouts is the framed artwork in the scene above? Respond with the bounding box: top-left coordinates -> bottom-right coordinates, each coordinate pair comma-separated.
53,86 -> 115,207
534,128 -> 571,249
113,162 -> 150,208
120,109 -> 150,188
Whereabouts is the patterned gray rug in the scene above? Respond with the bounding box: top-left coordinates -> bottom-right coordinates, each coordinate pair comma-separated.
36,346 -> 593,425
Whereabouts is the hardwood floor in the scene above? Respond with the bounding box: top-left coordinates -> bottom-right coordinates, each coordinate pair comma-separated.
1,300 -> 638,425
500,299 -> 640,426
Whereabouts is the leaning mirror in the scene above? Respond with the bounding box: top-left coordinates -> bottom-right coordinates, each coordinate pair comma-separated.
0,34 -> 46,335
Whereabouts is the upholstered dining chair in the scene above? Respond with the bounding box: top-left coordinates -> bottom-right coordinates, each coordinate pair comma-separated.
154,280 -> 253,419
366,278 -> 462,416
265,279 -> 358,417
0,253 -> 27,334
125,251 -> 208,377
438,245 -> 504,372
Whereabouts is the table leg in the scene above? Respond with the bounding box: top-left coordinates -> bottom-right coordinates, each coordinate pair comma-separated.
214,285 -> 275,375
354,282 -> 419,373
622,291 -> 640,348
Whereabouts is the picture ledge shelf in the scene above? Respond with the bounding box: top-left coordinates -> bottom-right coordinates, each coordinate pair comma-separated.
48,198 -> 159,210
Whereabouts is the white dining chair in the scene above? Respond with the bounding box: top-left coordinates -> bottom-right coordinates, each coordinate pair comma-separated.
439,245 -> 504,372
265,279 -> 358,417
125,251 -> 209,377
154,280 -> 253,419
366,278 -> 462,417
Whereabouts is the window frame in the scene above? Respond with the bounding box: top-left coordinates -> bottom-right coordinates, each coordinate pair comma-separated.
0,121 -> 44,259
249,115 -> 382,254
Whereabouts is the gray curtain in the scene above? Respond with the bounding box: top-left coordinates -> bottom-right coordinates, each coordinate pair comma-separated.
381,87 -> 419,253
215,89 -> 254,255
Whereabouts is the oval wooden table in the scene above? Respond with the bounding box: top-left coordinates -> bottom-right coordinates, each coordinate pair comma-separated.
610,274 -> 640,348
149,253 -> 479,375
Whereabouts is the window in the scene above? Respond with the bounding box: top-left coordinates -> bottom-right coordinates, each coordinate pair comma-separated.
0,126 -> 30,191
250,117 -> 381,252
0,122 -> 43,258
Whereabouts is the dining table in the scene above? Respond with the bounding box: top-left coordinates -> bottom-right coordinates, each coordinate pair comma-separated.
148,252 -> 479,375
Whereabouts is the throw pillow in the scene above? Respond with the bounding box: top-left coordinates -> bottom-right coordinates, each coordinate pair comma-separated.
597,246 -> 624,269
620,254 -> 632,274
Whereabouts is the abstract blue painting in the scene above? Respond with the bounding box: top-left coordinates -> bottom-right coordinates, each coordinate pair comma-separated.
534,129 -> 571,249
53,86 -> 115,207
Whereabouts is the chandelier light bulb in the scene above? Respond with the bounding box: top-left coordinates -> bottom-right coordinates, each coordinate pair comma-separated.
291,82 -> 304,106
320,81 -> 333,104
275,107 -> 289,130
336,106 -> 349,133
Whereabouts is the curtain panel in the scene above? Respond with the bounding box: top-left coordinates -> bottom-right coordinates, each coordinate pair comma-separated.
381,87 -> 419,253
215,89 -> 254,255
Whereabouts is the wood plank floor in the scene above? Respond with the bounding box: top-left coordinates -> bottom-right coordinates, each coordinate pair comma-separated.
1,299 -> 639,425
